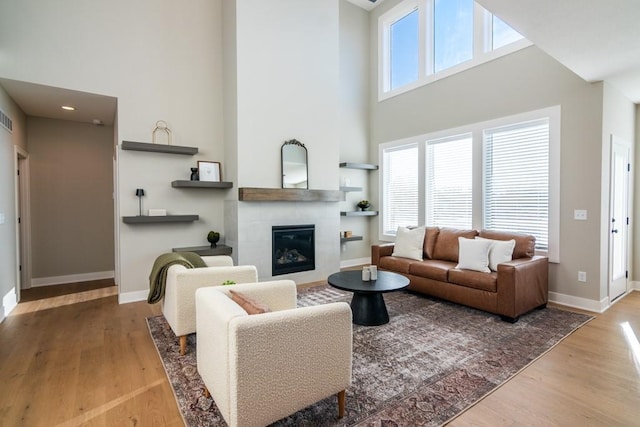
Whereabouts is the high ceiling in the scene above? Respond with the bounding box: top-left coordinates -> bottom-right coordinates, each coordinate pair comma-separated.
470,0 -> 640,103
2,0 -> 638,126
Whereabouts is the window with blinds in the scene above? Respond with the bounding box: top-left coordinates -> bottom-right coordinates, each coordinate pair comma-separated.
382,143 -> 419,235
483,119 -> 550,250
426,134 -> 472,228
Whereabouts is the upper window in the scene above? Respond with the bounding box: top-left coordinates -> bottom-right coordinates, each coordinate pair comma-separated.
379,0 -> 528,99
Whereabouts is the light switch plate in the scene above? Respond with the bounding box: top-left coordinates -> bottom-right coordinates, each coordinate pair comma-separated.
574,209 -> 587,220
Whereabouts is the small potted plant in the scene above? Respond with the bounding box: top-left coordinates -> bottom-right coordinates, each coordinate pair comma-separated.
207,231 -> 220,247
357,200 -> 371,211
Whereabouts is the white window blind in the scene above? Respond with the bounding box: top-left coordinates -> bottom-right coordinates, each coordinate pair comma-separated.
483,119 -> 549,250
383,144 -> 419,234
426,134 -> 473,228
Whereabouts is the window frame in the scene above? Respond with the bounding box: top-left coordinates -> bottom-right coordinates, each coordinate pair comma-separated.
378,0 -> 531,101
378,106 -> 560,262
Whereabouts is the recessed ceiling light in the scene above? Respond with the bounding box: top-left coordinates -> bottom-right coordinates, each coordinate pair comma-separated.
61,105 -> 76,111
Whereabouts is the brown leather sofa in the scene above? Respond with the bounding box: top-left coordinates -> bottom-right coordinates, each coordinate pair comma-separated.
371,227 -> 548,322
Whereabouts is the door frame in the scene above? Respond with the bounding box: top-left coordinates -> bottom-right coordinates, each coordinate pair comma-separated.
14,146 -> 31,296
608,135 -> 630,303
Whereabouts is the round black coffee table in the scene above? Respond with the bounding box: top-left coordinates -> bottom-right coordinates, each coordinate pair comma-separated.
328,270 -> 409,326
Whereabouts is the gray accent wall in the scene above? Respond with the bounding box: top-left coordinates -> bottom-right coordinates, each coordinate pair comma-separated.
27,118 -> 115,280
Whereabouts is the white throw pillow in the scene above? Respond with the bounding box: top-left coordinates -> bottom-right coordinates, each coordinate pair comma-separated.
456,237 -> 492,273
476,237 -> 516,271
392,226 -> 425,261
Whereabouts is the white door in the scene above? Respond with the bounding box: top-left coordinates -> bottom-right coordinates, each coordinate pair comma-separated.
609,137 -> 629,302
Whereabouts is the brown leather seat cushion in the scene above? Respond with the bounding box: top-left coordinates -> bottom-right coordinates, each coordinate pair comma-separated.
448,268 -> 497,292
378,256 -> 414,274
408,259 -> 455,282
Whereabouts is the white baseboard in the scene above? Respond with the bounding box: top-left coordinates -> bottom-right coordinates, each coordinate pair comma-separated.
548,291 -> 608,313
340,257 -> 371,269
31,271 -> 114,287
1,287 -> 18,324
631,281 -> 640,291
118,290 -> 148,304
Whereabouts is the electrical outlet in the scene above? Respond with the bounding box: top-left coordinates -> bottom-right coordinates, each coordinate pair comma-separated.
578,271 -> 587,282
574,210 -> 587,220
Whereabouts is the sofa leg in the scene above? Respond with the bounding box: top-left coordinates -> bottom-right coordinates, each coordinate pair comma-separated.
203,386 -> 210,398
500,315 -> 519,323
179,335 -> 187,355
337,390 -> 346,418
536,303 -> 547,310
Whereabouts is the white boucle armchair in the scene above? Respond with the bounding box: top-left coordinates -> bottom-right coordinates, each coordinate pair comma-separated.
196,280 -> 353,427
161,255 -> 258,355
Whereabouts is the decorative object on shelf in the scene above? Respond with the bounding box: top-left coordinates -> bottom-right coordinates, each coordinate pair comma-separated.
190,167 -> 199,181
207,231 -> 220,247
344,230 -> 353,238
281,139 -> 308,189
357,200 -> 371,211
148,209 -> 167,216
135,188 -> 145,216
152,120 -> 172,145
198,161 -> 222,182
222,280 -> 236,286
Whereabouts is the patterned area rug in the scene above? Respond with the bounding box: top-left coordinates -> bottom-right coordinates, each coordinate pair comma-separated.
147,286 -> 592,426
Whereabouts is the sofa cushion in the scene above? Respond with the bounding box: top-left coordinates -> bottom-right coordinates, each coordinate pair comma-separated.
478,230 -> 535,258
477,237 -> 516,271
408,259 -> 455,282
448,268 -> 497,292
423,227 -> 440,259
392,226 -> 425,261
432,228 -> 479,262
456,237 -> 492,273
228,290 -> 270,315
378,256 -> 415,274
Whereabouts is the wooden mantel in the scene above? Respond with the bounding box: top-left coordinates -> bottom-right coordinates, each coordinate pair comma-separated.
238,187 -> 342,202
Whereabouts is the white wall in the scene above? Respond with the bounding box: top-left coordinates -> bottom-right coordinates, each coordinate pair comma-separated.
0,0 -> 224,301
339,0 -> 373,264
0,85 -> 27,321
223,0 -> 342,283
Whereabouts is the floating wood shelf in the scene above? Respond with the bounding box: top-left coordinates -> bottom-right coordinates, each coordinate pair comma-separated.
339,162 -> 378,170
122,215 -> 199,224
171,180 -> 233,189
340,211 -> 378,217
238,188 -> 342,202
121,140 -> 198,155
172,244 -> 232,256
340,235 -> 363,243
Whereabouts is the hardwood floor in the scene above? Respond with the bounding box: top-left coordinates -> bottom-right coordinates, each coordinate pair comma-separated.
1,286 -> 639,426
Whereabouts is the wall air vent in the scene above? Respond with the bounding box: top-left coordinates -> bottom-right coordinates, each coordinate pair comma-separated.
0,108 -> 13,133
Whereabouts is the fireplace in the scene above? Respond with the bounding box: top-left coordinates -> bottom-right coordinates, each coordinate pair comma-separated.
272,224 -> 315,276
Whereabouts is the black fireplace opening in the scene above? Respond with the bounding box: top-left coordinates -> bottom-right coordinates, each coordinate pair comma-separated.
272,224 -> 315,276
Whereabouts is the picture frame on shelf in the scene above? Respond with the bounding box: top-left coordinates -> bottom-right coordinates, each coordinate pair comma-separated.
198,161 -> 222,182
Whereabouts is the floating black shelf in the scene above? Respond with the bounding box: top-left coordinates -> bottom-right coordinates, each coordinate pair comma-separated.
340,235 -> 363,243
340,211 -> 378,217
339,162 -> 378,170
172,244 -> 232,256
121,140 -> 198,155
122,215 -> 199,224
171,180 -> 233,189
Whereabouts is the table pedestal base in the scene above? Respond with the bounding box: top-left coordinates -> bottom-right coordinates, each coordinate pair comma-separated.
350,292 -> 389,326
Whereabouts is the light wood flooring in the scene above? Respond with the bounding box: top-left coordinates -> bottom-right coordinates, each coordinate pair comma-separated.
1,283 -> 639,426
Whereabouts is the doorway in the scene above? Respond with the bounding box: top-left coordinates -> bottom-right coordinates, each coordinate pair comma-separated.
15,147 -> 30,301
608,136 -> 630,303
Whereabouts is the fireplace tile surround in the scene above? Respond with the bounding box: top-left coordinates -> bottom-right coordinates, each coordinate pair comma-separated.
224,200 -> 340,284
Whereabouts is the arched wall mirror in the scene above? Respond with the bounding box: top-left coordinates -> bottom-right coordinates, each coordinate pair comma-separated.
281,139 -> 308,189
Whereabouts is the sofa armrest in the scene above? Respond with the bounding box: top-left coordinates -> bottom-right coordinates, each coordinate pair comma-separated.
496,256 -> 549,319
229,302 -> 352,427
372,243 -> 395,265
202,255 -> 234,267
